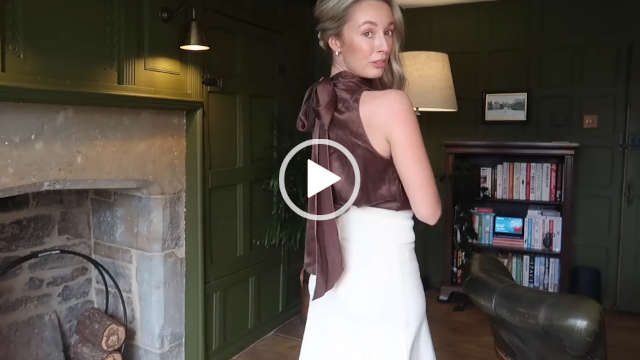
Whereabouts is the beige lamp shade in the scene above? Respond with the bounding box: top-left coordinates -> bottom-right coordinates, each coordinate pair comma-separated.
400,51 -> 458,112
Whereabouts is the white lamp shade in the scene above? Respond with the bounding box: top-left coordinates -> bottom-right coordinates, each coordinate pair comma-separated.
400,51 -> 458,112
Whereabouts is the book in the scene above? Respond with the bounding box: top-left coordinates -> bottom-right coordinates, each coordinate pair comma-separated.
548,216 -> 562,252
522,255 -> 530,287
550,163 -> 557,202
530,163 -> 537,200
480,167 -> 492,198
535,163 -> 544,201
556,163 -> 563,202
503,162 -> 509,200
528,256 -> 535,287
520,162 -> 527,200
493,236 -> 525,248
542,163 -> 551,201
516,163 -> 519,199
508,162 -> 514,199
496,164 -> 503,199
525,163 -> 531,200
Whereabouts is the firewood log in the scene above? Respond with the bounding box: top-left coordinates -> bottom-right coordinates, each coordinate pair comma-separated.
69,337 -> 122,360
75,307 -> 126,351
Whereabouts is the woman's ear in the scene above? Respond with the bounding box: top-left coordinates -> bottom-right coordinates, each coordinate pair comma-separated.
327,35 -> 342,54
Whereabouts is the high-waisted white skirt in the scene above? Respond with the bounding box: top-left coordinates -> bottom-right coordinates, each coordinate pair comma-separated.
298,205 -> 436,360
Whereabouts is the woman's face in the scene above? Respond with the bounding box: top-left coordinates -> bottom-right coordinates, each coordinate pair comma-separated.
330,0 -> 395,78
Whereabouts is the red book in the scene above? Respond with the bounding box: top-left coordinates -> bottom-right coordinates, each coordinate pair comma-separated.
475,207 -> 494,213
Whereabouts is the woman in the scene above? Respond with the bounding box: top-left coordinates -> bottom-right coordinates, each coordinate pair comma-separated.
296,0 -> 441,359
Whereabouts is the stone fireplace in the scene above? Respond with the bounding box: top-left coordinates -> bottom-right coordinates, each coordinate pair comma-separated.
0,102 -> 187,360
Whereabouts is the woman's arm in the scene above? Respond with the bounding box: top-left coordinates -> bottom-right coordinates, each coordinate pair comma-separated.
363,89 -> 442,225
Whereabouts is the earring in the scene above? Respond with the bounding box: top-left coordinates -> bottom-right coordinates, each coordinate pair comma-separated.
335,49 -> 341,56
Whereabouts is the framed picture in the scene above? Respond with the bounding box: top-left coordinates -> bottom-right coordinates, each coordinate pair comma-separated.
483,91 -> 528,123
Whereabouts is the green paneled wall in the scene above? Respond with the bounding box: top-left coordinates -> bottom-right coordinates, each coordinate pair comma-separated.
405,0 -> 639,309
0,1 -> 317,359
200,1 -> 315,359
0,0 -> 203,101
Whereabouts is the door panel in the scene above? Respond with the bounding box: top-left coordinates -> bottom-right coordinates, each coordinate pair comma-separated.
208,184 -> 242,277
223,279 -> 251,341
618,42 -> 640,312
201,9 -> 287,359
250,96 -> 276,163
208,93 -> 241,170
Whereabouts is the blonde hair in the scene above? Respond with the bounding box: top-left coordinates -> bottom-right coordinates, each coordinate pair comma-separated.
314,0 -> 406,90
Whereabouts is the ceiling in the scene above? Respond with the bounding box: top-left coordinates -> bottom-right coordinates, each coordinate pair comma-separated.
396,0 -> 496,8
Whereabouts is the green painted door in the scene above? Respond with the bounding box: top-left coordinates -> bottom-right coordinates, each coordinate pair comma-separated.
618,42 -> 640,313
201,11 -> 292,359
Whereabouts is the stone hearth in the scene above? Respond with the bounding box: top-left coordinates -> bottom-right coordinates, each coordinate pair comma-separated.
0,101 -> 187,360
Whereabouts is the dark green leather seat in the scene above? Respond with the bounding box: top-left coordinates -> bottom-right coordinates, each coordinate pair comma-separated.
462,253 -> 606,360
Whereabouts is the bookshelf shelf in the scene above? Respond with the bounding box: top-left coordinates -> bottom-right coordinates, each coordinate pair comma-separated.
468,243 -> 562,257
473,198 -> 563,206
442,141 -> 579,297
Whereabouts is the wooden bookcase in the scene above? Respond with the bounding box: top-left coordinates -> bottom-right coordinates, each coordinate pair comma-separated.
439,141 -> 579,301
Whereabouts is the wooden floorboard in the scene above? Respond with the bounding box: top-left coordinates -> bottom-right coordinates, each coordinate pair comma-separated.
232,291 -> 640,359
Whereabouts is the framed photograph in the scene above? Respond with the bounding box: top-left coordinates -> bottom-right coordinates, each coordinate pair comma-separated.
483,91 -> 528,123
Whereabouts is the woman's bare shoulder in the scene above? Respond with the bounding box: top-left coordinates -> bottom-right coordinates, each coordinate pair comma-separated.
361,89 -> 413,111
360,89 -> 416,128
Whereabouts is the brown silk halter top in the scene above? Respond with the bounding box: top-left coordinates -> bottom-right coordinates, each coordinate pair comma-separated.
296,70 -> 411,300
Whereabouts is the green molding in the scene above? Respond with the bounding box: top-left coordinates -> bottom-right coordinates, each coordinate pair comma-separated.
186,108 -> 206,360
207,257 -> 282,290
0,83 -> 201,110
117,0 -> 136,86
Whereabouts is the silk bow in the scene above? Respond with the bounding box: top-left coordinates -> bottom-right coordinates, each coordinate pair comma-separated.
296,77 -> 344,300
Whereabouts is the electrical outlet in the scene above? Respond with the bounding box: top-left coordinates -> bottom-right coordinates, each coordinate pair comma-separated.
583,114 -> 599,128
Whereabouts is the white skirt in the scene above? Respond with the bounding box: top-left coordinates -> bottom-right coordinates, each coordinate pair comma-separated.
299,205 -> 436,360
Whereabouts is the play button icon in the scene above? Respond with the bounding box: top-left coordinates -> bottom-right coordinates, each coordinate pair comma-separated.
307,159 -> 341,198
279,139 -> 360,221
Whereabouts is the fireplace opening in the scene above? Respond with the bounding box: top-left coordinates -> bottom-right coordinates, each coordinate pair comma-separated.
0,101 -> 188,360
1,245 -> 129,359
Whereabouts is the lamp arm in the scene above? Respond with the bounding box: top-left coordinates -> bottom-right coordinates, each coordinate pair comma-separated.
159,0 -> 190,23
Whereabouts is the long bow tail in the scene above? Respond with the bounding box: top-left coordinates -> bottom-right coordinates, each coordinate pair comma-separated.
296,78 -> 344,300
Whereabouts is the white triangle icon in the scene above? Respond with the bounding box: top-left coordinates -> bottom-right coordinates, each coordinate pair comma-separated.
307,159 -> 341,198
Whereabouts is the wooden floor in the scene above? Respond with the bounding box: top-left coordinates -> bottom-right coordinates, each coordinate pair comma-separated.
232,291 -> 640,360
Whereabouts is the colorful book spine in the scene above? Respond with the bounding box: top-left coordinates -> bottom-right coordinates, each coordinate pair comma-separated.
526,163 -> 531,200
530,164 -> 537,201
514,163 -> 521,200
528,256 -> 535,287
522,255 -> 530,287
503,162 -> 509,200
556,163 -> 563,202
550,216 -> 562,252
550,163 -> 557,202
542,163 -> 551,201
480,167 -> 492,198
496,164 -> 503,199
508,163 -> 514,200
520,162 -> 527,200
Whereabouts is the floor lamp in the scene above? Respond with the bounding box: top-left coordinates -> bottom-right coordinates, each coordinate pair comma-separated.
400,51 -> 458,114
400,51 -> 465,307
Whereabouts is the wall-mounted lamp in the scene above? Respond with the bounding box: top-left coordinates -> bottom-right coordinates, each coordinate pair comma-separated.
400,51 -> 457,114
160,3 -> 210,51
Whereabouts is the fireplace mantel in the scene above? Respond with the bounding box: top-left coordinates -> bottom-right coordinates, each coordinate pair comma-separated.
0,179 -> 151,199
